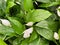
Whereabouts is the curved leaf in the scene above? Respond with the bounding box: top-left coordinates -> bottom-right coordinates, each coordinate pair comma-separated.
35,27 -> 54,40
29,31 -> 38,42
36,20 -> 58,31
29,37 -> 49,45
0,39 -> 7,45
22,0 -> 33,11
26,9 -> 52,22
8,17 -> 25,35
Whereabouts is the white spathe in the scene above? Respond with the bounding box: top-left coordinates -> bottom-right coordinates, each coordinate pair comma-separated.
57,6 -> 60,17
54,32 -> 59,40
26,22 -> 34,26
0,19 -> 11,27
23,27 -> 33,38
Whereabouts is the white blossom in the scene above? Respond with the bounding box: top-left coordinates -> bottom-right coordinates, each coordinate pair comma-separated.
23,27 -> 33,34
25,22 -> 34,26
0,19 -> 11,27
54,32 -> 59,40
23,33 -> 30,38
57,6 -> 60,17
16,2 -> 20,4
23,27 -> 33,38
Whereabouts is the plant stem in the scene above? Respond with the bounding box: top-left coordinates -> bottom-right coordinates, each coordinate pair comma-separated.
54,40 -> 59,45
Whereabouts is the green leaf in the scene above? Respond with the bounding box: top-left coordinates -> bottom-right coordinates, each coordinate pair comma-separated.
36,0 -> 51,3
0,34 -> 6,40
0,24 -> 15,36
0,9 -> 5,16
39,2 -> 60,7
0,0 -> 6,11
6,0 -> 15,13
29,37 -> 40,45
35,27 -> 54,40
8,17 -> 25,35
22,0 -> 33,11
29,37 -> 49,45
25,9 -> 52,22
36,20 -> 48,29
39,38 -> 49,45
0,0 -> 6,16
29,31 -> 38,42
21,38 -> 29,45
36,20 -> 58,31
13,37 -> 23,45
0,39 -> 7,45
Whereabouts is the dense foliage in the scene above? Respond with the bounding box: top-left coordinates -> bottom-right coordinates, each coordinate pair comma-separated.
0,0 -> 60,45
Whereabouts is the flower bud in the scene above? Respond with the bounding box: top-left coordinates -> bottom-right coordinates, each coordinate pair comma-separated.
54,32 -> 59,40
26,22 -> 34,26
57,6 -> 60,17
23,33 -> 30,38
0,19 -> 11,27
23,27 -> 33,38
23,27 -> 33,34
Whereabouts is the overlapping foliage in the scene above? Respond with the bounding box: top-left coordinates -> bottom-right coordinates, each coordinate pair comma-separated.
0,0 -> 60,45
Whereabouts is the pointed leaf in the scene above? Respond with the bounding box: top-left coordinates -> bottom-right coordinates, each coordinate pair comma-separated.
8,17 -> 25,35
22,0 -> 33,11
26,9 -> 52,22
35,27 -> 54,40
0,39 -> 7,45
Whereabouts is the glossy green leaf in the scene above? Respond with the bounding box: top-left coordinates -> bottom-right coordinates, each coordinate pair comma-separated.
40,2 -> 60,7
0,34 -> 6,40
36,0 -> 51,3
0,0 -> 6,11
25,9 -> 52,22
22,0 -> 33,11
29,31 -> 38,42
0,9 -> 5,16
6,0 -> 15,13
39,38 -> 49,45
0,0 -> 60,45
36,20 -> 48,29
29,37 -> 49,45
0,39 -> 7,45
35,27 -> 54,40
29,37 -> 40,45
8,17 -> 25,35
0,0 -> 6,16
36,20 -> 58,31
13,37 -> 23,45
21,38 -> 29,45
0,24 -> 15,36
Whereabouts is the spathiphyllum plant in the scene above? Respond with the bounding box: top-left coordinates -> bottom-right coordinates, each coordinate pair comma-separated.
0,0 -> 60,45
